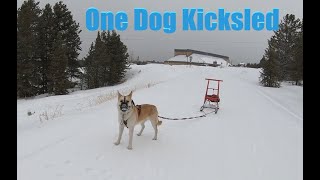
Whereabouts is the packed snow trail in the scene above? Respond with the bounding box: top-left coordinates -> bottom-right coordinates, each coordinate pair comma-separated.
17,64 -> 302,180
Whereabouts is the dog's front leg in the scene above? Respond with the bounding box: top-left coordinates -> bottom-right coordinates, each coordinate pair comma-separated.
127,126 -> 134,150
114,123 -> 125,145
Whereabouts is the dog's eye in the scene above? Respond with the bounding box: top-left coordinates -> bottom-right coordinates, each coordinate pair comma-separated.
120,100 -> 123,103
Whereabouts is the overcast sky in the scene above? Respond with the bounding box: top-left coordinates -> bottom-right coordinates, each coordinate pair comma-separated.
17,0 -> 303,64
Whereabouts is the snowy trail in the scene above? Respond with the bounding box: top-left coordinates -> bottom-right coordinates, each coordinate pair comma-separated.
17,65 -> 302,180
256,89 -> 303,125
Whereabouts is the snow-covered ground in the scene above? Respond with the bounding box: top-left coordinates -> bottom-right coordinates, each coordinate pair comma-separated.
17,64 -> 303,180
167,54 -> 230,67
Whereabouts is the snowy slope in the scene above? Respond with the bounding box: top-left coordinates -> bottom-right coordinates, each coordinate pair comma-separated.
17,64 -> 303,180
167,54 -> 230,67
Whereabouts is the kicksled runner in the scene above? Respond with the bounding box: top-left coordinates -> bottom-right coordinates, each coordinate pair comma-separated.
200,78 -> 223,114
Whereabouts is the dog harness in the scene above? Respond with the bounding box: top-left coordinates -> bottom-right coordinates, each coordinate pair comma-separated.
122,114 -> 128,128
131,100 -> 142,116
122,100 -> 141,128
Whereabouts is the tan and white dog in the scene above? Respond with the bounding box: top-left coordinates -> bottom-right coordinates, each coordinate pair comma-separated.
114,91 -> 162,150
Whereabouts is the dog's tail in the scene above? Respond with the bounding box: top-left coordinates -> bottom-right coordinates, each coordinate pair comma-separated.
155,108 -> 162,126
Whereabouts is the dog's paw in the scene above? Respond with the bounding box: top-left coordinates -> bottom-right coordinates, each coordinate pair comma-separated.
127,146 -> 133,150
114,142 -> 120,146
137,133 -> 141,136
152,137 -> 157,140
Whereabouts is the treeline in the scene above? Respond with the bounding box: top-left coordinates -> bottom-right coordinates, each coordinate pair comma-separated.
234,63 -> 261,68
245,63 -> 261,68
17,0 -> 129,98
17,0 -> 81,97
260,14 -> 303,87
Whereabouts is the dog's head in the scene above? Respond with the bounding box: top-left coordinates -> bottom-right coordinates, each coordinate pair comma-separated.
117,91 -> 133,113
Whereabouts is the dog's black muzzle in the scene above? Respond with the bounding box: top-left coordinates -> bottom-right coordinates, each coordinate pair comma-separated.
120,102 -> 129,112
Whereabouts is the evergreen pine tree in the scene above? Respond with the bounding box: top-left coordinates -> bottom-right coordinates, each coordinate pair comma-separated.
83,32 -> 104,89
94,31 -> 109,87
270,14 -> 302,81
108,31 -> 117,85
38,3 -> 55,94
290,20 -> 303,85
260,45 -> 281,88
108,31 -> 129,85
259,57 -> 266,68
101,31 -> 111,85
53,1 -> 82,80
82,43 -> 95,89
17,0 -> 41,97
47,34 -> 70,95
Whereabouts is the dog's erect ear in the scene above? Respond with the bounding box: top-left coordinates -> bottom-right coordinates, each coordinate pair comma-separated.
128,91 -> 133,98
117,91 -> 121,99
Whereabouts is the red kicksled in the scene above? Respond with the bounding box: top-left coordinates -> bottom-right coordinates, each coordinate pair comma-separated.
200,78 -> 223,113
